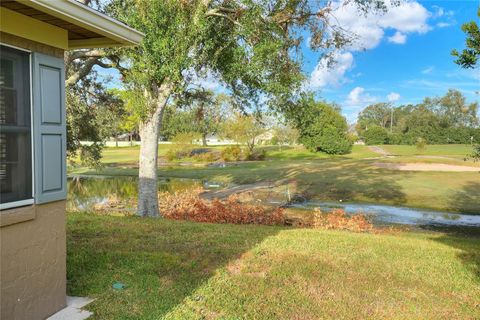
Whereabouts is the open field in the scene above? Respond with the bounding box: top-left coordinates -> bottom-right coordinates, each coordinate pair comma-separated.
67,213 -> 480,320
69,144 -> 480,214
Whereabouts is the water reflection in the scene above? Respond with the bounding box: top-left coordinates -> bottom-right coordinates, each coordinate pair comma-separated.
67,176 -> 205,212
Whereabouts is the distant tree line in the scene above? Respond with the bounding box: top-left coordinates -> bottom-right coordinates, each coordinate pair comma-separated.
356,89 -> 480,145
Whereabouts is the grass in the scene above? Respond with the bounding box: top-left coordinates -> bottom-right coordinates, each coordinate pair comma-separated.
263,145 -> 379,160
95,144 -> 378,164
381,144 -> 476,158
67,212 -> 480,319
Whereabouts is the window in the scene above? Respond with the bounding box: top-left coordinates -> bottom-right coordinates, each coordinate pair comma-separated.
0,45 -> 33,210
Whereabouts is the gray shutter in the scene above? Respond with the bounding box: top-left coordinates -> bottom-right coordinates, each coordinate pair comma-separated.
32,53 -> 67,204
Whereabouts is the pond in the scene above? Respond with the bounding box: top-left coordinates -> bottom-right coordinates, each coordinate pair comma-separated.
67,175 -> 223,212
288,201 -> 480,227
67,175 -> 480,228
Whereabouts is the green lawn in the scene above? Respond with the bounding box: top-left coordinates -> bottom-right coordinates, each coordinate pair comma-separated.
95,144 -> 378,164
263,145 -> 379,160
67,213 -> 480,319
381,144 -> 476,158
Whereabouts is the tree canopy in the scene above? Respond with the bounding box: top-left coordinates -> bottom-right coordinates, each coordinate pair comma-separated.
452,8 -> 480,69
287,94 -> 352,154
357,90 -> 479,145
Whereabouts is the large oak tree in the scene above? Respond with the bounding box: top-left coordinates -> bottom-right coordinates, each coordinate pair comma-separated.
105,0 -> 387,216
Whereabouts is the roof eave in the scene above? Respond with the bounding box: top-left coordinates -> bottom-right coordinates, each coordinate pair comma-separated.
24,0 -> 143,48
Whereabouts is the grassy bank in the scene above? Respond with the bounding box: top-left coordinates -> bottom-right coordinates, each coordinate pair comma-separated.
67,213 -> 480,319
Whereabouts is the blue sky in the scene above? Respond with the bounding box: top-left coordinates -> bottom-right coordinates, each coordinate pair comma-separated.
303,0 -> 479,123
99,0 -> 479,124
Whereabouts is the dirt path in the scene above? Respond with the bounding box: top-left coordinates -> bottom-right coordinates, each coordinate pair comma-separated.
368,146 -> 392,156
374,162 -> 480,172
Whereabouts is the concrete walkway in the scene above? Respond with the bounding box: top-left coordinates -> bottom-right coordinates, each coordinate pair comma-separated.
47,296 -> 93,320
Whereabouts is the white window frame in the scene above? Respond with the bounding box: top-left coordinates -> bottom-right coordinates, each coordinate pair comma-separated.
0,43 -> 35,211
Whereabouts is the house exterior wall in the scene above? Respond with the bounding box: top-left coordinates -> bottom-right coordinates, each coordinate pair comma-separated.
0,201 -> 67,320
0,35 -> 67,319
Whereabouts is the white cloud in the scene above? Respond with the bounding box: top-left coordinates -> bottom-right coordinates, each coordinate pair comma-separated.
387,92 -> 400,102
309,51 -> 354,89
377,1 -> 431,34
346,87 -> 377,106
436,22 -> 453,28
422,66 -> 435,74
431,5 -> 455,28
388,31 -> 407,44
330,0 -> 431,51
308,1 -> 437,89
342,87 -> 378,122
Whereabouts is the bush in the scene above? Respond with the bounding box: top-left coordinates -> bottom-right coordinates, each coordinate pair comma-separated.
316,126 -> 352,154
471,144 -> 480,161
362,125 -> 388,145
159,189 -> 285,225
221,146 -> 242,161
415,137 -> 427,152
191,151 -> 219,162
245,149 -> 266,160
386,132 -> 403,145
165,148 -> 192,161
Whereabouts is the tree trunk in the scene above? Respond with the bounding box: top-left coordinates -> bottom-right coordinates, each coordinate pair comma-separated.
202,134 -> 207,146
115,135 -> 119,147
137,87 -> 170,217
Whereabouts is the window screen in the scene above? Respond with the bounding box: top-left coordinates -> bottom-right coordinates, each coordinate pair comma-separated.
0,45 -> 32,206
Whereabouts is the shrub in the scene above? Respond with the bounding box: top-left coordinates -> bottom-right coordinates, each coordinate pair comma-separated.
316,126 -> 353,154
191,151 -> 219,162
159,189 -> 285,225
347,133 -> 359,144
362,125 -> 388,145
221,146 -> 242,161
471,144 -> 480,161
245,149 -> 266,161
386,132 -> 403,145
165,148 -> 192,161
415,137 -> 427,152
311,208 -> 374,232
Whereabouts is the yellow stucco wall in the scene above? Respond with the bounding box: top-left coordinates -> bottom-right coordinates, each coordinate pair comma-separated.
0,201 -> 67,320
0,7 -> 68,49
0,34 -> 67,320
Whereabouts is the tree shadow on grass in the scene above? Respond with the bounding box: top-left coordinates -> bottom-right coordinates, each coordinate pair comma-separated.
66,213 -> 283,319
431,180 -> 480,283
287,160 -> 409,205
447,181 -> 480,214
427,228 -> 480,283
193,159 -> 410,205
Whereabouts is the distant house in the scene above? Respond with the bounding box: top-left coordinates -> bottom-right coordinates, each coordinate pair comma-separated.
0,1 -> 142,319
256,129 -> 275,145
